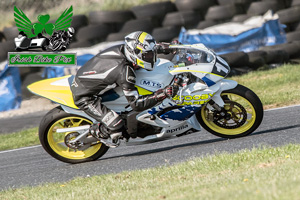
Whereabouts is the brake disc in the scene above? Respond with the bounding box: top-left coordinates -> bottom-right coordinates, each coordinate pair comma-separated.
213,100 -> 247,129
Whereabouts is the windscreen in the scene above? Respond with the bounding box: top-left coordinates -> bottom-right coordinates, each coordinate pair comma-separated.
172,48 -> 214,66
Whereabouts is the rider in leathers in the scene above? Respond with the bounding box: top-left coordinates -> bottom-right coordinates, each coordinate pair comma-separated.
71,31 -> 177,144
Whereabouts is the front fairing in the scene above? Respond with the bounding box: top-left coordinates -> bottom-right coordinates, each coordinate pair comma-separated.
169,44 -> 230,86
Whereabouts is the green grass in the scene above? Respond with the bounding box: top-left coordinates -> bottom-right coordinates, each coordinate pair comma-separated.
0,127 -> 39,151
1,144 -> 300,200
230,64 -> 300,109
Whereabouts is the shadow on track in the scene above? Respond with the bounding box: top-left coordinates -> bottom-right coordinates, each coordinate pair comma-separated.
98,123 -> 300,161
98,137 -> 226,161
252,124 -> 300,136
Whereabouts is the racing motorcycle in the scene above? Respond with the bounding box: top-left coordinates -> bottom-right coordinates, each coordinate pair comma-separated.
48,28 -> 74,51
28,44 -> 263,164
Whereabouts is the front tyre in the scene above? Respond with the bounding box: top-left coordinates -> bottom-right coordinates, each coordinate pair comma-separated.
39,106 -> 109,164
197,84 -> 263,138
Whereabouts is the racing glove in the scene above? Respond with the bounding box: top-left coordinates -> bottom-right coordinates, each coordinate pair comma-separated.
156,42 -> 172,54
170,40 -> 181,45
154,85 -> 179,101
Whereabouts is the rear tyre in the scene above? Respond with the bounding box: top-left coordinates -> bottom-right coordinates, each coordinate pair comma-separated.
39,106 -> 109,164
196,84 -> 263,138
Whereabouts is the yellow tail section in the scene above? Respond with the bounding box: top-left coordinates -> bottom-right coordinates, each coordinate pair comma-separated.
27,75 -> 78,109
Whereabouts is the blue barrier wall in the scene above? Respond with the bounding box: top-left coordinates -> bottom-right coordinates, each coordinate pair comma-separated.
0,65 -> 22,112
179,19 -> 286,54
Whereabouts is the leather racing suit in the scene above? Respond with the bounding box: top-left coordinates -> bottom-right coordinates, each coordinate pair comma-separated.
71,44 -> 167,134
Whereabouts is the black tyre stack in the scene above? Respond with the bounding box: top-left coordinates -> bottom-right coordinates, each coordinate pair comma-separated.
72,10 -> 135,47
131,1 -> 178,42
173,0 -> 217,34
2,0 -> 300,83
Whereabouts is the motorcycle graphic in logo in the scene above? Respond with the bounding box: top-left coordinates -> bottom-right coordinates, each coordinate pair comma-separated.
14,6 -> 74,51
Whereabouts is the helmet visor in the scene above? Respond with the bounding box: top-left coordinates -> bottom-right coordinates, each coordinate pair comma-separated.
142,50 -> 156,65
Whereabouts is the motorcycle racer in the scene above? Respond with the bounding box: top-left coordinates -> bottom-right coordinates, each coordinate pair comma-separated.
71,31 -> 178,144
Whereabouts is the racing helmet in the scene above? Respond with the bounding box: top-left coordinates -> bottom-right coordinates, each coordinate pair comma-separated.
67,27 -> 75,37
124,31 -> 157,71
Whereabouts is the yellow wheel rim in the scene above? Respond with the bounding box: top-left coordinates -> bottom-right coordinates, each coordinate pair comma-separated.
47,117 -> 102,160
201,93 -> 256,135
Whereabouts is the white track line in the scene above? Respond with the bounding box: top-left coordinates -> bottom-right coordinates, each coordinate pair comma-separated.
1,104 -> 300,154
265,104 -> 300,112
0,145 -> 41,154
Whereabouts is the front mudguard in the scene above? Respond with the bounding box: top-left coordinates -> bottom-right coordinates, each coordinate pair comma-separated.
207,79 -> 238,110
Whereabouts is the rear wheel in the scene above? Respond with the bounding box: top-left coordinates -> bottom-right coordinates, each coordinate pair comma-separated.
197,84 -> 263,138
39,106 -> 109,163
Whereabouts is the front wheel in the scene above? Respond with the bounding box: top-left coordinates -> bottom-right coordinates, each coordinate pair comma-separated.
196,84 -> 263,138
39,106 -> 109,163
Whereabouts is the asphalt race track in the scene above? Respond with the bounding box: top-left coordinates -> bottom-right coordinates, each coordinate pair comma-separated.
0,111 -> 49,134
0,105 -> 300,190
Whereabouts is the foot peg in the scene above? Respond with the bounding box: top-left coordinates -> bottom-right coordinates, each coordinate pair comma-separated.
90,123 -> 122,148
98,137 -> 121,148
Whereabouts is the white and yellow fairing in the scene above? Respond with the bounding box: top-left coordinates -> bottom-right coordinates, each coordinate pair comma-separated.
27,75 -> 78,109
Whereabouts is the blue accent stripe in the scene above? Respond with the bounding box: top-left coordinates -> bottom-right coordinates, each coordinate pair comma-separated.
202,77 -> 215,87
160,106 -> 201,121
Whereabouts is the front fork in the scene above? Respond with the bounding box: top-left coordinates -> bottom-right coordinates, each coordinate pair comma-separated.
206,99 -> 232,122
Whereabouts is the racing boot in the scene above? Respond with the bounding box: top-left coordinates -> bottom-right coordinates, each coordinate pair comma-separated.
89,123 -> 109,139
90,123 -> 124,147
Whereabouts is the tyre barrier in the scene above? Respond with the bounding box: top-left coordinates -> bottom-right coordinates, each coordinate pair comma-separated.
76,24 -> 111,43
231,14 -> 249,22
69,40 -> 93,49
291,0 -> 300,6
196,20 -> 219,29
4,0 -> 300,112
120,18 -> 154,34
162,11 -> 202,29
106,32 -> 129,42
152,26 -> 181,42
205,5 -> 241,22
219,52 -> 249,68
131,1 -> 176,27
247,1 -> 284,16
175,0 -> 217,15
0,31 -> 4,42
0,40 -> 15,62
286,30 -> 300,43
276,6 -> 300,24
2,0 -> 300,67
70,15 -> 88,32
3,26 -> 19,41
89,10 -> 135,24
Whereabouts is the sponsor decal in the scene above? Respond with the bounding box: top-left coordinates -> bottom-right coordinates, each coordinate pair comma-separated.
166,124 -> 189,133
140,79 -> 163,89
172,93 -> 214,106
83,71 -> 97,75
